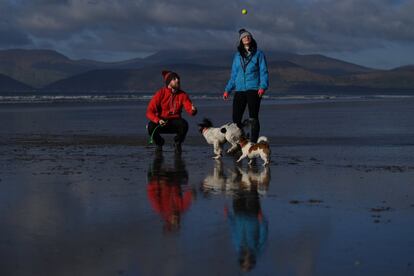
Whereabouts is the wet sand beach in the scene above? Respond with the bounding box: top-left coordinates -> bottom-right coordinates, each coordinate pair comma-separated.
1,98 -> 414,275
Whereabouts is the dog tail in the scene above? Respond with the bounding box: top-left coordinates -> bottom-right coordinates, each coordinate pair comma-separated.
257,136 -> 269,144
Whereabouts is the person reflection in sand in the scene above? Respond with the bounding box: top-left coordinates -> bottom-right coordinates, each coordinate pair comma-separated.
147,153 -> 194,232
202,162 -> 270,271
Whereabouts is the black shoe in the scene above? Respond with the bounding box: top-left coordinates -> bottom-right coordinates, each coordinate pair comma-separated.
174,143 -> 182,154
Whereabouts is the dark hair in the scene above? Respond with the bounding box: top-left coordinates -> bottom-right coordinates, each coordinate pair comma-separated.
238,248 -> 257,271
165,72 -> 180,86
238,38 -> 257,58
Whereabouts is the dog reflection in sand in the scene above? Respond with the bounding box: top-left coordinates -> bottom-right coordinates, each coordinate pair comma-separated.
202,161 -> 270,271
201,160 -> 270,196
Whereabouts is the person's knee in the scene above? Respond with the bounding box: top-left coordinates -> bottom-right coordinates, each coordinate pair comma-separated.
179,119 -> 189,132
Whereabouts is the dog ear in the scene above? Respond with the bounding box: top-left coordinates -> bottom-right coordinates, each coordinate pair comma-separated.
238,136 -> 249,144
202,118 -> 213,127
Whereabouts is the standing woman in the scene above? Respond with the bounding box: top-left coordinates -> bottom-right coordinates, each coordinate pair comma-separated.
223,29 -> 269,143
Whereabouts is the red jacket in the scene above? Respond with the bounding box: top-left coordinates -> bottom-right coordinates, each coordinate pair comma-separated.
146,87 -> 195,124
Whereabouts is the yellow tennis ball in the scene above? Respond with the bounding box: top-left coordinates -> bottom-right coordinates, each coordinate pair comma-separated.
242,9 -> 247,15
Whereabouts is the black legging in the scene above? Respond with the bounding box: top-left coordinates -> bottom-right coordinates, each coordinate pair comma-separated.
147,118 -> 189,146
232,90 -> 261,143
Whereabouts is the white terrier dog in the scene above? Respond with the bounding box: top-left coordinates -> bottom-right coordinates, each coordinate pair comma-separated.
237,136 -> 271,166
198,118 -> 244,159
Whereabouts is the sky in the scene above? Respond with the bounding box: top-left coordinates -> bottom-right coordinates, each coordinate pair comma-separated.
1,0 -> 414,69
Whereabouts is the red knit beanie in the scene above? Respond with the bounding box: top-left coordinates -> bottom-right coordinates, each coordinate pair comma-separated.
162,70 -> 180,86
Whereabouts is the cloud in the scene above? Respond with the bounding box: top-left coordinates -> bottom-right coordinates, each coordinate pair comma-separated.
1,0 -> 414,66
0,24 -> 32,47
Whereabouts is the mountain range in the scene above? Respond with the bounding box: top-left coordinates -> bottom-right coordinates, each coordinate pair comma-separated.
0,49 -> 413,94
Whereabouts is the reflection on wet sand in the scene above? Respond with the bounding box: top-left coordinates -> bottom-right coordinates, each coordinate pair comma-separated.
202,161 -> 270,271
147,153 -> 195,233
202,160 -> 271,196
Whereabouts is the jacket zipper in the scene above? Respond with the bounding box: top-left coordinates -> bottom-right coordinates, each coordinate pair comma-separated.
240,53 -> 254,91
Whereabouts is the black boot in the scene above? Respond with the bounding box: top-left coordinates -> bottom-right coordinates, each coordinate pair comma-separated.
250,118 -> 260,143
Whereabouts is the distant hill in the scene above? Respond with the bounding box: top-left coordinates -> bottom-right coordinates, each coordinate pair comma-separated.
0,49 -> 375,88
338,69 -> 414,89
142,50 -> 234,67
43,61 -> 414,94
267,60 -> 334,89
0,49 -> 110,88
287,54 -> 372,76
391,65 -> 414,72
44,64 -> 230,93
142,50 -> 374,76
1,48 -> 414,94
0,73 -> 33,93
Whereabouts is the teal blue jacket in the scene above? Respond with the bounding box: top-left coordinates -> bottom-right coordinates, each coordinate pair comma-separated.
225,50 -> 269,93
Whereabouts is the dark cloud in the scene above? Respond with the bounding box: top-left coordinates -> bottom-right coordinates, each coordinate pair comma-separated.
0,3 -> 32,47
1,0 -> 414,67
0,24 -> 32,47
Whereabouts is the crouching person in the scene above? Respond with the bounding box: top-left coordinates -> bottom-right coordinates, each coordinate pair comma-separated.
146,70 -> 197,154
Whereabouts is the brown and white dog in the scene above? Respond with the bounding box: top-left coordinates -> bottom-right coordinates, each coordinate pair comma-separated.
237,136 -> 271,166
198,118 -> 244,159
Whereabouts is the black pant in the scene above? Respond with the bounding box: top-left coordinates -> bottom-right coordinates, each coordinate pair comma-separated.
232,90 -> 261,142
147,118 -> 189,146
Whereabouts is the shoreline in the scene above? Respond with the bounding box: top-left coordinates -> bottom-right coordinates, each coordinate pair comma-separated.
1,93 -> 414,106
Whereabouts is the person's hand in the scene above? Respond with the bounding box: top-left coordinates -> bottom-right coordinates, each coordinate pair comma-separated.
223,91 -> 229,100
158,119 -> 167,126
191,105 -> 198,116
258,89 -> 265,98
